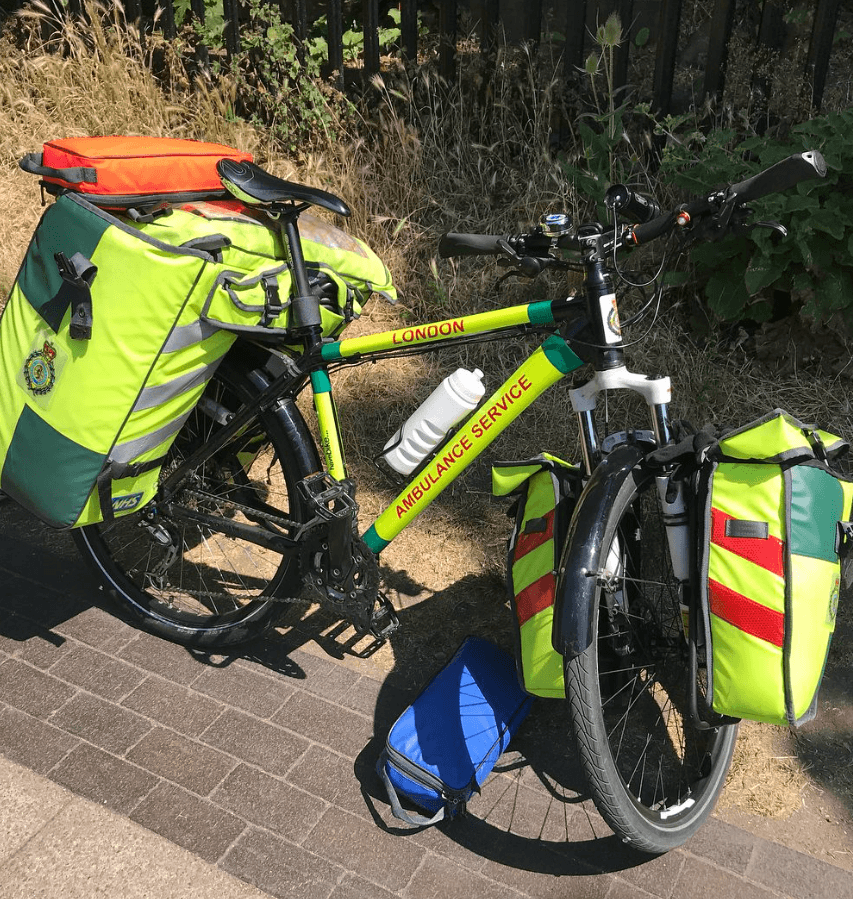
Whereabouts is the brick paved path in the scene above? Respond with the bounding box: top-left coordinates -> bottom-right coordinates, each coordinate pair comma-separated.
1,498 -> 852,899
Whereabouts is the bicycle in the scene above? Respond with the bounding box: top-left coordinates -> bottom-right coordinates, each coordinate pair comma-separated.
71,148 -> 827,853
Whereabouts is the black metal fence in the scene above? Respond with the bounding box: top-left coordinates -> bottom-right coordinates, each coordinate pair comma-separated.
39,0 -> 847,113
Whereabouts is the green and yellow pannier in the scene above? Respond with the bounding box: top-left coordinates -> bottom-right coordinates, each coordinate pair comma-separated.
493,455 -> 581,698
0,192 -> 394,529
698,410 -> 853,726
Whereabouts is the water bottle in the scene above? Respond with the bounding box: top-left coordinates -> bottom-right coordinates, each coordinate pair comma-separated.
382,368 -> 486,475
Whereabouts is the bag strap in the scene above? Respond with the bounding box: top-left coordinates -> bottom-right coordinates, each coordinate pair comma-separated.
19,152 -> 98,185
54,251 -> 98,340
376,754 -> 447,828
96,457 -> 166,523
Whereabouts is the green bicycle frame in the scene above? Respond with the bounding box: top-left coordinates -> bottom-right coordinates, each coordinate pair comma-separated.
306,301 -> 584,553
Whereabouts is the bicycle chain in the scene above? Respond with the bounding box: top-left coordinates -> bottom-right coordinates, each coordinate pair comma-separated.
158,487 -> 383,623
160,486 -> 305,605
182,487 -> 302,533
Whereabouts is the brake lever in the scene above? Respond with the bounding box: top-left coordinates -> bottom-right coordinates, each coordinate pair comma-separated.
496,255 -> 551,279
753,220 -> 788,240
497,238 -> 521,261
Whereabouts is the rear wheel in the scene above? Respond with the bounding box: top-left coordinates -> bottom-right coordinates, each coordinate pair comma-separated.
564,463 -> 738,853
74,353 -> 320,647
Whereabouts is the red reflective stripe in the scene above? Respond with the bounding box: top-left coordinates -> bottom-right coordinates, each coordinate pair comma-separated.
711,508 -> 784,577
515,509 -> 554,559
708,579 -> 785,647
515,574 -> 554,627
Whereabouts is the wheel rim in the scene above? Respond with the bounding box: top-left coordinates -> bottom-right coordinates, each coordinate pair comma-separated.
595,477 -> 733,826
84,375 -> 302,630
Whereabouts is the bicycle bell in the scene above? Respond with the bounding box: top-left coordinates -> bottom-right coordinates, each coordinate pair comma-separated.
539,213 -> 572,237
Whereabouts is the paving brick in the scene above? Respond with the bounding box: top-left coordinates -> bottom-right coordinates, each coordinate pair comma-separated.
283,647 -> 361,702
611,848 -> 684,898
479,846 -> 611,899
49,691 -> 152,754
303,807 -> 426,893
329,874 -> 399,899
746,838 -> 853,899
287,744 -> 359,806
473,773 -> 568,842
0,705 -> 79,774
48,641 -> 146,701
343,676 -> 410,730
191,662 -> 295,718
121,677 -> 225,737
274,692 -> 374,759
671,854 -> 778,899
55,604 -> 135,653
125,726 -> 237,795
117,630 -> 206,684
684,816 -> 756,875
406,816 -> 490,872
402,854 -> 522,899
0,613 -> 71,669
211,763 -> 327,843
232,635 -> 310,681
220,826 -> 342,899
606,879 -> 661,899
201,708 -> 310,777
0,658 -> 76,718
49,743 -> 159,815
130,780 -> 247,864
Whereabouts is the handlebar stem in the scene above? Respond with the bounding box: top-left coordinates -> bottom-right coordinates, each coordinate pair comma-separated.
578,235 -> 625,370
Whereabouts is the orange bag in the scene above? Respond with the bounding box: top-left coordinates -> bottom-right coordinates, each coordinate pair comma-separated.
20,136 -> 253,209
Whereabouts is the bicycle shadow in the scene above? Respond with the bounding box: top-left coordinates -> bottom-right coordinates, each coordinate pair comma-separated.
0,496 -> 93,646
268,565 -> 661,876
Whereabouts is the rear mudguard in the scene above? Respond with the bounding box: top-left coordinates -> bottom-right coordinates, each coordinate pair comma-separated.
552,441 -> 649,660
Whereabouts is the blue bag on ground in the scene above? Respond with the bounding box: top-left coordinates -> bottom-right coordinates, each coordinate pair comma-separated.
378,636 -> 533,826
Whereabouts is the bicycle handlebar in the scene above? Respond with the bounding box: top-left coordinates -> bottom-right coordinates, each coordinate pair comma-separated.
438,149 -> 827,259
728,150 -> 826,204
438,233 -> 507,257
626,151 -> 826,247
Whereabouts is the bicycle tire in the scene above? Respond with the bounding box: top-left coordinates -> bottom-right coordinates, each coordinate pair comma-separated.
563,461 -> 738,853
73,349 -> 320,647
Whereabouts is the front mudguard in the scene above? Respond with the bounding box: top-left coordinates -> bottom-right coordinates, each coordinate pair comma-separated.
552,442 -> 648,660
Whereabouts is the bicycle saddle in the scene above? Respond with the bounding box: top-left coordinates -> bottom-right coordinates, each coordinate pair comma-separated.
216,159 -> 351,218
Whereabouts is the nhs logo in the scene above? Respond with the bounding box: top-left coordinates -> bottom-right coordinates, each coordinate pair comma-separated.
111,492 -> 144,513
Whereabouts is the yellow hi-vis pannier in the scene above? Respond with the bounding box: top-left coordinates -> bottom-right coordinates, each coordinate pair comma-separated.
698,410 -> 853,726
0,192 -> 394,528
492,455 -> 581,698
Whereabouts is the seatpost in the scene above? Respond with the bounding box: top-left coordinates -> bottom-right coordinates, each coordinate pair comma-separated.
281,214 -> 324,347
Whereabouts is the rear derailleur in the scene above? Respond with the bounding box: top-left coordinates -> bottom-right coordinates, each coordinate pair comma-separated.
296,473 -> 398,640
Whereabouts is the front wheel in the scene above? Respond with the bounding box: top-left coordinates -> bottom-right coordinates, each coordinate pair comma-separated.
563,463 -> 738,853
73,351 -> 321,647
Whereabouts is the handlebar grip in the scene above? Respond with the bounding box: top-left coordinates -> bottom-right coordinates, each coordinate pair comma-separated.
627,212 -> 675,246
438,233 -> 507,258
729,150 -> 826,204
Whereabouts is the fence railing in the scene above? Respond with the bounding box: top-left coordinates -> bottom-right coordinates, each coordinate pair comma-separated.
51,0 -> 844,114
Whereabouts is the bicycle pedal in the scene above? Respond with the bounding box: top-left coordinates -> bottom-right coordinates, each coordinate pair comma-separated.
297,472 -> 357,522
368,593 -> 400,641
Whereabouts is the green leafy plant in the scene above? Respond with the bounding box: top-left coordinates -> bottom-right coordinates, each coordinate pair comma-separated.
174,0 -> 226,47
658,107 -> 853,323
558,14 -> 649,221
223,0 -> 353,153
341,8 -> 403,62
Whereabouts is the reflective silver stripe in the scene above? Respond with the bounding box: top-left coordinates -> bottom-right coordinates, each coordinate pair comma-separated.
110,410 -> 193,464
133,364 -> 216,412
162,319 -> 220,353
